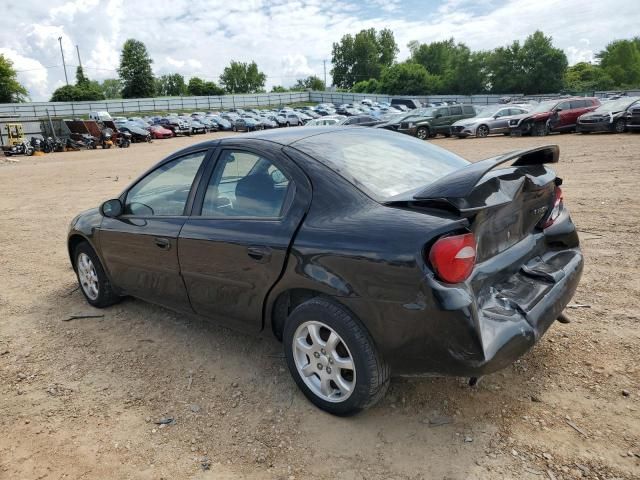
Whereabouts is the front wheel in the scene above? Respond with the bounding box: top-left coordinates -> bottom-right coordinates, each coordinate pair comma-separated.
533,121 -> 548,136
476,124 -> 490,138
416,126 -> 429,140
614,119 -> 626,134
74,242 -> 120,308
283,297 -> 390,416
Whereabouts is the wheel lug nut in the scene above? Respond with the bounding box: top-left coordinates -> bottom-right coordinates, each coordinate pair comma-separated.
321,348 -> 326,355
313,352 -> 320,358
328,358 -> 334,364
317,363 -> 323,370
326,367 -> 332,374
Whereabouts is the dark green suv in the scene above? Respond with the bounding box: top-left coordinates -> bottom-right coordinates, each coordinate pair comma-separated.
396,105 -> 477,139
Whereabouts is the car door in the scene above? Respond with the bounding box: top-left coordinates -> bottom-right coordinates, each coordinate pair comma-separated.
433,107 -> 451,134
551,101 -> 573,130
488,108 -> 512,133
178,142 -> 312,332
98,149 -> 210,311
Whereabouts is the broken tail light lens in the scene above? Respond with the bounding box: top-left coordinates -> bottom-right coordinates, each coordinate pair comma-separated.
542,186 -> 564,229
428,232 -> 477,284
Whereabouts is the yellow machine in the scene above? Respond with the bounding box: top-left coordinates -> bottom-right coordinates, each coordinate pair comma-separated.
4,123 -> 25,145
2,123 -> 35,157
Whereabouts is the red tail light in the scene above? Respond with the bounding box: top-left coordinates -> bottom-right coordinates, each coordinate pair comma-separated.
428,233 -> 477,284
542,186 -> 563,229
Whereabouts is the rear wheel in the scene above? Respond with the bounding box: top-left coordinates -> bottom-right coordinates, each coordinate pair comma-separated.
476,124 -> 490,138
74,242 -> 120,308
614,118 -> 626,133
283,297 -> 390,416
416,126 -> 429,140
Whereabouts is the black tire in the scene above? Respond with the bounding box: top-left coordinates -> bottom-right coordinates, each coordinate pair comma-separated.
416,126 -> 429,140
283,297 -> 390,416
73,242 -> 120,308
443,132 -> 451,138
476,124 -> 489,138
533,121 -> 548,136
614,118 -> 626,134
476,124 -> 490,138
503,132 -> 510,136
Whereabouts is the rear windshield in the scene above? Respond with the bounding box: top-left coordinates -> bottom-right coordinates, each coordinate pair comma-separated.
292,129 -> 468,200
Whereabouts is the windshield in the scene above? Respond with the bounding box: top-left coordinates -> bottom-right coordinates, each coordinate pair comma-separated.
476,105 -> 502,117
292,128 -> 468,200
595,97 -> 639,113
530,101 -> 558,113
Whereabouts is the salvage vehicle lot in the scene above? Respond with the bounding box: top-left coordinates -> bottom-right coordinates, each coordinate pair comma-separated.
0,132 -> 638,479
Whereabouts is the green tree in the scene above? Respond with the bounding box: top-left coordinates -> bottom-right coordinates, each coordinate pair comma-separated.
118,39 -> 155,98
0,54 -> 28,102
331,28 -> 398,89
156,73 -> 187,96
271,85 -> 288,93
101,78 -> 121,99
564,62 -> 615,92
519,31 -> 567,94
75,66 -> 89,86
352,78 -> 380,93
597,38 -> 640,87
407,39 -> 487,94
219,61 -> 266,93
486,42 -> 524,93
51,67 -> 105,101
187,76 -> 225,96
378,63 -> 436,95
292,75 -> 325,91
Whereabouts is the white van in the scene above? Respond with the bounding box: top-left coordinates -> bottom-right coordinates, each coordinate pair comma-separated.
89,111 -> 113,122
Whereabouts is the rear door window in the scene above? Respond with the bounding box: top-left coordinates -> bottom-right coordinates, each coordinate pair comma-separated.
463,106 -> 476,115
449,106 -> 462,115
570,100 -> 587,109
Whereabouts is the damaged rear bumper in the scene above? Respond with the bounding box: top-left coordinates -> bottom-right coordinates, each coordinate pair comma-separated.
365,211 -> 583,377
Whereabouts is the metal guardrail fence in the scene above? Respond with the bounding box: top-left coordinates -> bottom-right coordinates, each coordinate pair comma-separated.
0,92 -> 310,118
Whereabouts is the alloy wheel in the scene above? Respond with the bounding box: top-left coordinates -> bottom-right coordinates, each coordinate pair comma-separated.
416,127 -> 428,140
77,252 -> 99,300
477,125 -> 489,137
292,320 -> 356,403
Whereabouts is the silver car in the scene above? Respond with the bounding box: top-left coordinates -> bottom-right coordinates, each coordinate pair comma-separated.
451,105 -> 530,138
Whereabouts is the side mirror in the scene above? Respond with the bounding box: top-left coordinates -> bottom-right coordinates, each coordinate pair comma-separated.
554,108 -> 563,112
101,198 -> 123,218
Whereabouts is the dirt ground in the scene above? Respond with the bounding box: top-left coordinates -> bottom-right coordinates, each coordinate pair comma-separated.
1,130 -> 638,480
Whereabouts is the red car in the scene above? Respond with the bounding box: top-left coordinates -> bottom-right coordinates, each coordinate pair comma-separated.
509,97 -> 600,136
148,124 -> 174,139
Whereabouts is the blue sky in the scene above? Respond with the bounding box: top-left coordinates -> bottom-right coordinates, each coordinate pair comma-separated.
1,0 -> 638,100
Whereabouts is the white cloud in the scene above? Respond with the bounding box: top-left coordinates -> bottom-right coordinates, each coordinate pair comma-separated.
0,48 -> 49,100
1,0 -> 638,100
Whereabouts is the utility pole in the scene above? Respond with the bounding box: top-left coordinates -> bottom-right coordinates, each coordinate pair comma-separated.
58,37 -> 69,85
323,60 -> 327,90
76,45 -> 83,71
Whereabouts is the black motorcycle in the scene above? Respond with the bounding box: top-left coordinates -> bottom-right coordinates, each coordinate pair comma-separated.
117,131 -> 132,148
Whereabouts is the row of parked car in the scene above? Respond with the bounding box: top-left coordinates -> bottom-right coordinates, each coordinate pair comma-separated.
371,96 -> 640,139
90,95 -> 640,149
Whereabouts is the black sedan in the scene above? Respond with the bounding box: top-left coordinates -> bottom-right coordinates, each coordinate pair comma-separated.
577,97 -> 640,133
67,128 -> 583,415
